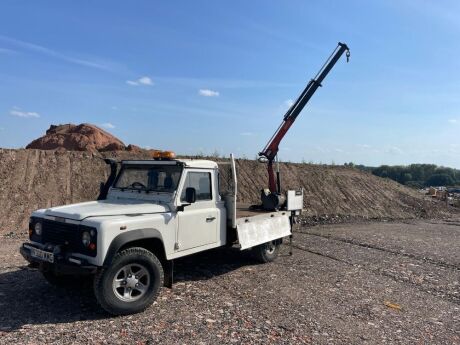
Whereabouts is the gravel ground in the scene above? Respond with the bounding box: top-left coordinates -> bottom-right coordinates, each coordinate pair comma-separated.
1,219 -> 460,344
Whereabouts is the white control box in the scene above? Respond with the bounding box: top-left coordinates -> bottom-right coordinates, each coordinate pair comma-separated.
287,189 -> 303,211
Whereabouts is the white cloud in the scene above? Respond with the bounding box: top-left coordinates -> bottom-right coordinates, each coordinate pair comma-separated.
199,89 -> 219,97
138,76 -> 153,85
0,34 -> 109,70
448,118 -> 458,124
314,146 -> 327,153
126,76 -> 153,86
100,122 -> 115,129
386,146 -> 404,155
240,132 -> 254,136
284,99 -> 294,108
10,108 -> 40,118
0,47 -> 16,54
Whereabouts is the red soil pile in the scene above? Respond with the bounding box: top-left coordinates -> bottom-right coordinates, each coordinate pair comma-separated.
26,124 -> 126,152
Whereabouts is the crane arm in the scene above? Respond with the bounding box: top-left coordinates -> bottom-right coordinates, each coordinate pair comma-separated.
260,42 -> 350,162
259,42 -> 350,193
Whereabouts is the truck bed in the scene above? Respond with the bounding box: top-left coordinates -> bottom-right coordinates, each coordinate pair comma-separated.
235,203 -> 289,221
235,203 -> 273,218
222,155 -> 296,251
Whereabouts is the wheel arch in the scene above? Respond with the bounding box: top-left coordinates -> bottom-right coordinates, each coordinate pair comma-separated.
103,229 -> 166,267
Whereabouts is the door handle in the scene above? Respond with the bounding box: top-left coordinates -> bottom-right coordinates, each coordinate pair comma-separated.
206,216 -> 216,222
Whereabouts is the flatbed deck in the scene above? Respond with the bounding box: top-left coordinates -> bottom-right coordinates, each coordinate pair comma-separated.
235,203 -> 290,219
235,203 -> 273,218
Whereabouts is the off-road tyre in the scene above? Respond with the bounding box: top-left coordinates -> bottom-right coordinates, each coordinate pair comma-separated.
94,247 -> 164,315
253,240 -> 281,263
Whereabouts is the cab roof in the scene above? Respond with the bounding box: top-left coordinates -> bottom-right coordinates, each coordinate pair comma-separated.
121,159 -> 218,169
178,159 -> 218,169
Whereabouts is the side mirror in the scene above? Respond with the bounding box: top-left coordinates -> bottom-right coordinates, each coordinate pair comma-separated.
185,187 -> 196,204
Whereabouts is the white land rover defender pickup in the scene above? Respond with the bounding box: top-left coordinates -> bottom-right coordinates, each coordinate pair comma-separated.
20,153 -> 303,315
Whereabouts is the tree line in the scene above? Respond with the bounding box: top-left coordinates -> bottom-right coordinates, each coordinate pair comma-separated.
343,163 -> 460,188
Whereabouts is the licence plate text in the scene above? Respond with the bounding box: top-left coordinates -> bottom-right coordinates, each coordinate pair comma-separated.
29,247 -> 54,263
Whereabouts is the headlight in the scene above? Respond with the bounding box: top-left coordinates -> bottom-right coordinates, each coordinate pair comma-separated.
82,231 -> 91,247
34,222 -> 42,236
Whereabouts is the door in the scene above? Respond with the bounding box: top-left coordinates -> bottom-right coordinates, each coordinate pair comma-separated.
177,171 -> 218,251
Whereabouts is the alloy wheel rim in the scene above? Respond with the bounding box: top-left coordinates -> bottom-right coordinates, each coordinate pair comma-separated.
266,241 -> 276,255
112,263 -> 150,302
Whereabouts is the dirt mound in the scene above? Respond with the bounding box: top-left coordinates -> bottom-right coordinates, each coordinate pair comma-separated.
0,149 -> 455,233
26,124 -> 126,152
228,160 -> 451,220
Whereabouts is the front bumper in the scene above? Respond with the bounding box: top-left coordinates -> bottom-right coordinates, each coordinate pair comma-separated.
20,242 -> 98,275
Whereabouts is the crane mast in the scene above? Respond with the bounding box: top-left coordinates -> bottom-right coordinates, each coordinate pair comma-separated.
259,42 -> 350,209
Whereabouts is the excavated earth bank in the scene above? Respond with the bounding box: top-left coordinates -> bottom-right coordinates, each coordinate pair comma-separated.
0,149 -> 452,234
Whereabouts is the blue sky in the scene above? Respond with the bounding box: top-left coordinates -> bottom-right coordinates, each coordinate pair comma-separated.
0,1 -> 459,168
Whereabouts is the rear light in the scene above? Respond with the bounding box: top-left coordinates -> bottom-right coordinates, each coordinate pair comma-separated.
89,243 -> 96,251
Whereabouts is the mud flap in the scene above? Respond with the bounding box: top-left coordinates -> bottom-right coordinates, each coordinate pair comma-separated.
237,214 -> 291,250
164,259 -> 174,289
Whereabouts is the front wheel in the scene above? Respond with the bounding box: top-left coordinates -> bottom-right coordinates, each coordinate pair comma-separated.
253,240 -> 281,263
94,247 -> 164,315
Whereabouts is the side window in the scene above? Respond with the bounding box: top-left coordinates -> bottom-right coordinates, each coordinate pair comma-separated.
180,172 -> 212,201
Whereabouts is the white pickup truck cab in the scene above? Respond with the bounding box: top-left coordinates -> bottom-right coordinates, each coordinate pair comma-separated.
21,154 -> 302,315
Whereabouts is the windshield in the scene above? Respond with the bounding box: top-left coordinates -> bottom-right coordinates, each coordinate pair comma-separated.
113,164 -> 183,192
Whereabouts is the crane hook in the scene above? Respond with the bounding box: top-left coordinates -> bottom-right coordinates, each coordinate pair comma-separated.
346,49 -> 350,63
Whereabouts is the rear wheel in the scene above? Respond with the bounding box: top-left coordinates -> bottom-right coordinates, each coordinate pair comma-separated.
253,240 -> 281,263
94,247 -> 164,315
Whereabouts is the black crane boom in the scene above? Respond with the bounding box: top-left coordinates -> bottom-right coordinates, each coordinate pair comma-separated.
259,42 -> 350,209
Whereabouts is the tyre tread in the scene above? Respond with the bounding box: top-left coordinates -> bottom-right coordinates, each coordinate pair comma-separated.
94,247 -> 164,315
253,241 -> 280,263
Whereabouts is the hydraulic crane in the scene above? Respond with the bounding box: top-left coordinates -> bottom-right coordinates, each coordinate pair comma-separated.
259,42 -> 350,210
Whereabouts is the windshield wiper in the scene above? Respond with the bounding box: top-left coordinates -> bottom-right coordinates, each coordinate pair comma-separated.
115,187 -> 173,193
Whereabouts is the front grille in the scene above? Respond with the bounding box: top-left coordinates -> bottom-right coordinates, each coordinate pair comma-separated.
42,219 -> 80,246
34,219 -> 98,257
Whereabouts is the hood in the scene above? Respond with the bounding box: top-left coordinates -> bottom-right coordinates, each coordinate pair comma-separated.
44,200 -> 169,221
